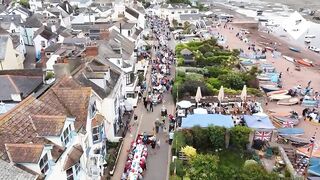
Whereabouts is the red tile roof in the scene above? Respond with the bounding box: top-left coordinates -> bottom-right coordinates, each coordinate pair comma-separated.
30,115 -> 67,136
91,114 -> 104,127
5,144 -> 44,164
0,77 -> 92,163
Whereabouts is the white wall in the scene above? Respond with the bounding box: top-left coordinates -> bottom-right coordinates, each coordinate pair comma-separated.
33,35 -> 48,60
22,27 -> 38,45
0,38 -> 24,70
46,54 -> 60,70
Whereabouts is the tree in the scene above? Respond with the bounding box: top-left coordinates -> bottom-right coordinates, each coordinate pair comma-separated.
229,126 -> 252,150
167,0 -> 191,5
218,73 -> 245,90
187,154 -> 219,180
19,0 -> 30,8
191,126 -> 210,151
207,126 -> 226,150
181,146 -> 197,158
172,19 -> 178,27
239,163 -> 279,180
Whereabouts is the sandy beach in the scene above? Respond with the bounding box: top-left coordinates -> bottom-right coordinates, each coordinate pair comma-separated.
214,17 -> 320,143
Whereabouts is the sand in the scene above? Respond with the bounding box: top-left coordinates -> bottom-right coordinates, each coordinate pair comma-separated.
213,18 -> 320,143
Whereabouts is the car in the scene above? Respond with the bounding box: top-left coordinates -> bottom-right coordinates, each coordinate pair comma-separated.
308,46 -> 320,53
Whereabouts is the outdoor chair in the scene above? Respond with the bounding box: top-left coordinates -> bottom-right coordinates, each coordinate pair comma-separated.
265,147 -> 273,159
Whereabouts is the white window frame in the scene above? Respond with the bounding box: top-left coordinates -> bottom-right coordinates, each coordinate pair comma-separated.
92,126 -> 101,143
39,154 -> 49,174
89,101 -> 97,119
41,40 -> 46,48
61,124 -> 72,146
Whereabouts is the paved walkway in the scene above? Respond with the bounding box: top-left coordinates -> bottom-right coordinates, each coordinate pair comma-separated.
112,29 -> 176,180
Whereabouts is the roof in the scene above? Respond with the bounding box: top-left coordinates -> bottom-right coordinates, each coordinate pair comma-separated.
0,15 -> 22,26
125,6 -> 139,19
180,48 -> 193,55
30,115 -> 67,136
92,114 -> 104,127
58,1 -> 73,15
63,144 -> 83,171
0,75 -> 43,101
71,23 -> 112,33
181,114 -> 234,128
24,14 -> 44,28
63,38 -> 88,44
10,33 -> 21,49
0,68 -> 43,76
5,144 -> 44,163
0,27 -> 8,35
34,26 -> 57,40
132,4 -> 145,14
243,113 -> 275,129
0,36 -> 8,60
0,77 -> 90,162
118,22 -> 136,29
0,159 -> 37,179
180,14 -> 202,21
45,43 -> 61,52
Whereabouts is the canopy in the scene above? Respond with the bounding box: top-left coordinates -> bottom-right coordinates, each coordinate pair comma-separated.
277,128 -> 304,135
177,100 -> 192,109
243,113 -> 275,129
297,145 -> 320,158
193,108 -> 208,114
308,157 -> 320,176
195,86 -> 202,103
181,114 -> 234,128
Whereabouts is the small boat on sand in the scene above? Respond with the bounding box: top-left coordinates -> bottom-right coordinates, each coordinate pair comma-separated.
267,90 -> 288,96
273,115 -> 300,126
289,47 -> 301,53
282,55 -> 295,62
277,97 -> 299,105
297,58 -> 313,67
261,85 -> 280,93
257,75 -> 271,81
305,39 -> 311,43
305,35 -> 316,38
265,46 -> 274,51
269,94 -> 292,101
278,128 -> 304,135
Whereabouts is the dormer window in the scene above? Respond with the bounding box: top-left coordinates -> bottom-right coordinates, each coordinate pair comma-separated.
61,124 -> 72,146
39,154 -> 49,174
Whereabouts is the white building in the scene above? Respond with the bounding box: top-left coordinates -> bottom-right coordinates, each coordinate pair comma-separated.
33,26 -> 58,60
159,3 -> 199,23
0,33 -> 24,70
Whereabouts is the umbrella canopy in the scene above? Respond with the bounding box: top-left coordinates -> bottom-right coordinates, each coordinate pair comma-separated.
240,85 -> 247,101
193,108 -> 208,114
218,86 -> 224,103
195,86 -> 202,103
177,100 -> 192,109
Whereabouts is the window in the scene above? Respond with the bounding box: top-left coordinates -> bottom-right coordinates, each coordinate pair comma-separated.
61,124 -> 72,146
92,126 -> 101,143
66,162 -> 80,180
39,154 -> 49,174
128,30 -> 131,36
184,10 -> 188,13
66,167 -> 74,180
11,29 -> 15,33
125,74 -> 131,85
171,12 -> 174,14
89,101 -> 97,118
41,41 -> 46,48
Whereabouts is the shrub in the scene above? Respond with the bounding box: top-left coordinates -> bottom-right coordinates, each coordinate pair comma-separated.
185,72 -> 204,82
181,146 -> 197,158
229,126 -> 252,150
208,126 -> 226,150
207,78 -> 222,89
191,126 -> 210,151
172,131 -> 186,155
218,73 -> 245,90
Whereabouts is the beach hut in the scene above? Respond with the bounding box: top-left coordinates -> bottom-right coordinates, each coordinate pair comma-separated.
243,113 -> 275,142
181,114 -> 234,128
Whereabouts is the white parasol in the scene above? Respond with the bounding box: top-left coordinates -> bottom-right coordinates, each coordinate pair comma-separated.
193,108 -> 208,114
177,100 -> 192,109
195,86 -> 202,103
240,85 -> 247,101
217,86 -> 224,103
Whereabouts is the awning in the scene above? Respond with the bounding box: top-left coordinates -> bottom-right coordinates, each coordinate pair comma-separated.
63,144 -> 84,170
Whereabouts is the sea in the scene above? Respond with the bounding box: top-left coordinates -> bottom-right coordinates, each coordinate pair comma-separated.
218,0 -> 320,49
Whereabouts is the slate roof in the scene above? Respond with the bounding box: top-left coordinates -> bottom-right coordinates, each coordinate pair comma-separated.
125,6 -> 139,19
58,1 -> 74,15
34,26 -> 57,40
0,75 -> 43,101
180,14 -> 202,21
5,144 -> 44,163
10,33 -> 21,49
116,20 -> 135,30
45,43 -> 61,52
0,159 -> 37,180
24,14 -> 44,28
0,15 -> 23,26
0,27 -> 8,34
71,23 -> 112,33
0,77 -> 91,162
30,115 -> 67,136
0,68 -> 43,76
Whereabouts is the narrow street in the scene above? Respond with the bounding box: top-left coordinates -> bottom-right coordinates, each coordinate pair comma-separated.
112,18 -> 176,180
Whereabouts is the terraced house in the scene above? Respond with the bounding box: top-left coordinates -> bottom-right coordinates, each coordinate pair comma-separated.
0,77 -> 111,179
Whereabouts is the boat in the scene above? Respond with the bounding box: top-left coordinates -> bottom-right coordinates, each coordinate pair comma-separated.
265,46 -> 274,51
258,17 -> 268,22
278,135 -> 309,146
289,47 -> 301,53
261,85 -> 280,93
257,10 -> 263,16
278,128 -> 304,135
305,39 -> 311,43
282,55 -> 295,63
302,98 -> 318,107
257,75 -> 271,81
267,90 -> 288,96
240,60 -> 255,66
305,35 -> 316,38
297,58 -> 313,67
272,115 -> 300,126
308,46 -> 320,53
277,97 -> 299,105
269,94 -> 292,101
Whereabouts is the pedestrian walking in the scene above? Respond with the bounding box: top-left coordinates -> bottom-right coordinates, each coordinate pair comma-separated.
168,130 -> 174,145
156,139 -> 161,149
287,67 -> 289,72
150,102 -> 154,112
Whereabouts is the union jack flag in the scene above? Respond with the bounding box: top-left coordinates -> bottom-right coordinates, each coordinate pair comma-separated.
282,121 -> 294,128
254,131 -> 272,141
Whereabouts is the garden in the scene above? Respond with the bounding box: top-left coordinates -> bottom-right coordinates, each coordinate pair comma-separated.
169,126 -> 281,180
173,39 -> 263,100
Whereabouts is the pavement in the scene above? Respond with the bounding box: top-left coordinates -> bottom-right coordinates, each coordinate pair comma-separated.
23,46 -> 36,69
111,28 -> 176,180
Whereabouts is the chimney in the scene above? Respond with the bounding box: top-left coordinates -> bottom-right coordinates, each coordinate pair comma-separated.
53,63 -> 71,78
99,30 -> 109,40
85,44 -> 98,56
119,23 -> 122,34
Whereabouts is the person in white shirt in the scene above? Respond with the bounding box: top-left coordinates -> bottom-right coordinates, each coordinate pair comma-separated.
168,131 -> 174,145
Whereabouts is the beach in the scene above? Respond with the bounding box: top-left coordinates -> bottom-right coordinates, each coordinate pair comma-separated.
213,13 -> 320,143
